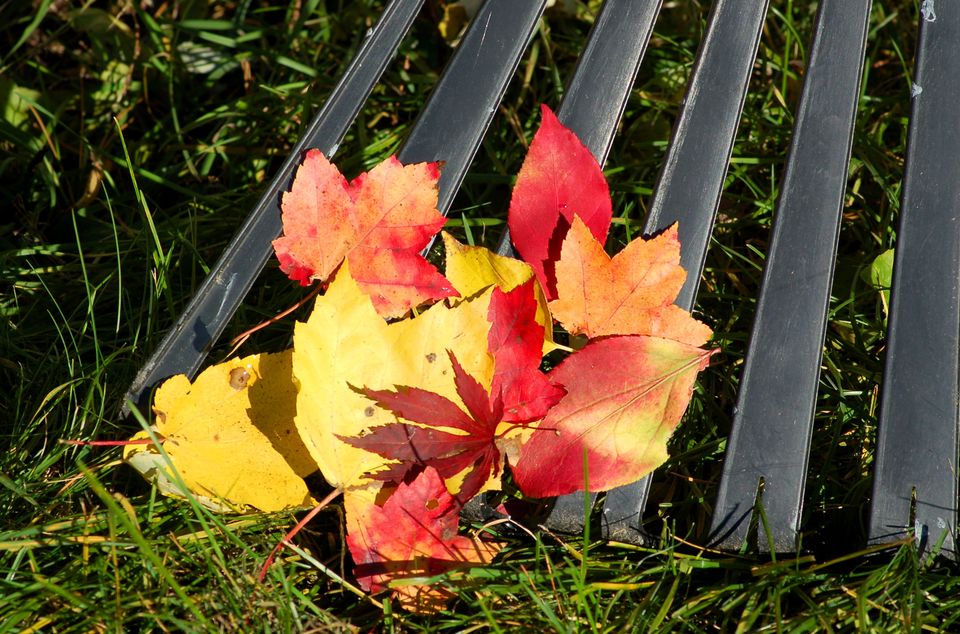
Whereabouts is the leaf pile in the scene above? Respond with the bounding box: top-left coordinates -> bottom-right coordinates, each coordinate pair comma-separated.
124,105 -> 718,611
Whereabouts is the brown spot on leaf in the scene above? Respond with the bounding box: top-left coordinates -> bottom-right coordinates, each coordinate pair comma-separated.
364,406 -> 376,417
229,368 -> 251,390
425,498 -> 439,510
425,352 -> 437,363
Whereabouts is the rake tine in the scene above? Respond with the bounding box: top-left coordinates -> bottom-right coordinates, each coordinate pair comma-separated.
603,0 -> 771,544
869,3 -> 960,560
124,0 -> 424,413
709,0 -> 872,552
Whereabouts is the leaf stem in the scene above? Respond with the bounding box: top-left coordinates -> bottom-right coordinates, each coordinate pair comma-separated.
227,284 -> 323,353
257,487 -> 342,582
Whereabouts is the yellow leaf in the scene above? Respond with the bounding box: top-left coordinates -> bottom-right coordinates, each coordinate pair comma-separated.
125,351 -> 315,512
293,261 -> 497,491
442,231 -> 556,352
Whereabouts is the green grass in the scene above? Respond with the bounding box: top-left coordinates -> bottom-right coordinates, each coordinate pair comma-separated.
2,0 -> 957,630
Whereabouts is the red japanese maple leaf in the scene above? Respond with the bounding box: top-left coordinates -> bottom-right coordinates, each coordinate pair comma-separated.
343,283 -> 563,501
343,351 -> 509,503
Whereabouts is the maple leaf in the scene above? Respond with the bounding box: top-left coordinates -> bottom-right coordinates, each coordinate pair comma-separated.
344,468 -> 501,612
550,216 -> 713,346
125,351 -> 315,512
344,351 -> 510,503
511,336 -> 717,498
293,261 -> 498,490
272,150 -> 458,318
487,280 -> 565,423
507,104 -> 612,300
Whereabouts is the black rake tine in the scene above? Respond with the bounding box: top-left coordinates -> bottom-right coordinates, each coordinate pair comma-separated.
708,0 -> 872,552
396,0 -> 548,211
123,0 -> 424,413
869,3 -> 960,559
125,0 -> 548,413
520,0 -> 665,538
601,0 -> 770,544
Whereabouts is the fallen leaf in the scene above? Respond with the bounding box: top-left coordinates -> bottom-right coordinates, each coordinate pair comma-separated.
512,336 -> 717,498
341,283 -> 562,499
487,280 -> 565,423
293,261 -> 497,491
442,231 -> 555,352
272,150 -> 458,318
344,351 -> 508,503
507,104 -> 612,299
550,216 -> 713,346
345,467 -> 501,612
437,0 -> 481,43
125,351 -> 315,512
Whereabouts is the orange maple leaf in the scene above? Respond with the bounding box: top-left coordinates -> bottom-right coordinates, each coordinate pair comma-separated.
549,215 -> 712,346
272,150 -> 458,318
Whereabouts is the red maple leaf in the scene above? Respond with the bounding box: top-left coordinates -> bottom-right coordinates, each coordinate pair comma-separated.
343,284 -> 563,501
345,467 -> 501,612
272,150 -> 458,318
507,104 -> 613,300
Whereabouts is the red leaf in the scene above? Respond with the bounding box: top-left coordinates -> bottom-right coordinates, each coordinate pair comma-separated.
487,281 -> 565,422
343,352 -> 507,502
272,151 -> 458,317
512,336 -> 717,498
345,468 -> 501,612
507,105 -> 612,299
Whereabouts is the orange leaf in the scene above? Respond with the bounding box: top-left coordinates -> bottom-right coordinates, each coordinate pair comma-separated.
345,468 -> 501,612
272,150 -> 458,317
550,216 -> 713,346
512,336 -> 717,498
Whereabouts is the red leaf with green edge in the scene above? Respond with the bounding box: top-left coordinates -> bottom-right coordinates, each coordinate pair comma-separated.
512,335 -> 718,498
272,150 -> 458,318
550,216 -> 713,346
343,351 -> 507,502
345,467 -> 501,612
507,104 -> 612,299
487,281 -> 565,422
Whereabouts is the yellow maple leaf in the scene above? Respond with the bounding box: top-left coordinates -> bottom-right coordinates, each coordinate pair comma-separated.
125,351 -> 315,512
293,261 -> 498,491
